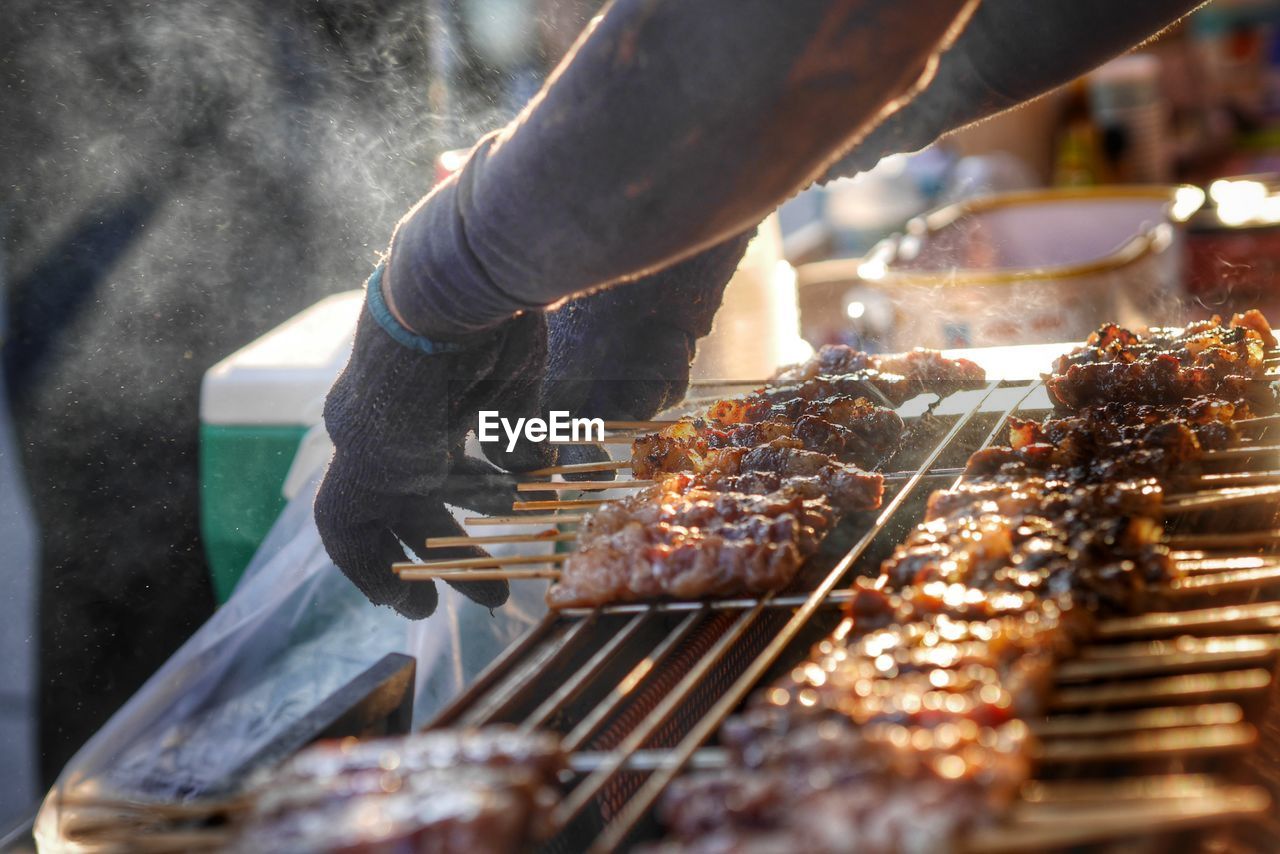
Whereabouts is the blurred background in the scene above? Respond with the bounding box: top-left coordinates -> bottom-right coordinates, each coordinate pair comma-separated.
7,0 -> 1280,832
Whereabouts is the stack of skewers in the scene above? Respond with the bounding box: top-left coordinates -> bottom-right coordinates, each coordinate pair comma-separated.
647,309 -> 1280,851
64,314 -> 1280,853
399,348 -> 988,605
335,311 -> 1280,850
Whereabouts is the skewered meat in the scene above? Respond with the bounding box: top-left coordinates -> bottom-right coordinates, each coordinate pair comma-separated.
631,438 -> 886,515
652,715 -> 1029,854
238,729 -> 565,854
1053,311 -> 1275,374
547,472 -> 853,608
1046,355 -> 1271,411
1047,313 -> 1276,410
924,476 -> 1166,523
771,345 -> 986,405
1012,397 -> 1250,451
763,601 -> 1073,728
967,397 -> 1253,482
890,479 -> 1172,614
651,318 -> 1264,853
632,396 -> 903,479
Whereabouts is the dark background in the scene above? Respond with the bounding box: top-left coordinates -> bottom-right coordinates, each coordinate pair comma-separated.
0,0 -> 591,783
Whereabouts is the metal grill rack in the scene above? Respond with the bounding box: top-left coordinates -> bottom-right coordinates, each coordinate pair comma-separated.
427,376 -> 1280,853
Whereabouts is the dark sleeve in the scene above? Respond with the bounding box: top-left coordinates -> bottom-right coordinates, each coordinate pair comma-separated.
386,0 -> 976,340
825,0 -> 1206,179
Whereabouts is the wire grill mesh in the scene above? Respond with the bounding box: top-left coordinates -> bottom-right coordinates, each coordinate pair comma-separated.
424,377 -> 1280,852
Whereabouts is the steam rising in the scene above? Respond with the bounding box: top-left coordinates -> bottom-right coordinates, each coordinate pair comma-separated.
0,0 -> 530,777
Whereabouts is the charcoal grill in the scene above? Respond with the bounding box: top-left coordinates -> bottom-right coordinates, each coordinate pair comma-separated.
425,375 -> 1280,853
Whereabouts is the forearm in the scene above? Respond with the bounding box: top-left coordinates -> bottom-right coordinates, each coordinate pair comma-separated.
825,0 -> 1206,179
388,0 -> 975,339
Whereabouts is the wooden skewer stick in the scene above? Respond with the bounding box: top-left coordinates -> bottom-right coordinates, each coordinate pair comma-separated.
425,531 -> 576,548
465,513 -> 586,526
1167,529 -> 1280,549
968,789 -> 1269,854
399,567 -> 563,582
1099,601 -> 1280,639
1078,635 -> 1280,661
1173,555 -> 1280,573
1194,469 -> 1280,487
1033,722 -> 1255,763
602,420 -> 678,431
1020,778 -> 1253,818
525,459 -> 630,476
1165,565 -> 1280,596
1020,773 -> 1229,804
393,553 -> 568,573
548,435 -> 635,445
1055,644 -> 1277,682
1029,703 -> 1242,739
513,498 -> 608,511
1199,442 -> 1280,459
1237,412 -> 1280,430
687,378 -> 767,388
1163,483 -> 1280,514
516,479 -> 653,492
1051,668 -> 1271,709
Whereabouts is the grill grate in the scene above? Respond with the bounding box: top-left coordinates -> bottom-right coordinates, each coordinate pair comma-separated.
425,377 -> 1280,852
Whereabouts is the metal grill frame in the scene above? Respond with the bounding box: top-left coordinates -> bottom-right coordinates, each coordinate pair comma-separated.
424,376 -> 1280,852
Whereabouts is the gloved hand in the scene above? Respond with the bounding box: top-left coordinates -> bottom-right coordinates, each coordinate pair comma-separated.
543,230 -> 754,480
314,266 -> 554,619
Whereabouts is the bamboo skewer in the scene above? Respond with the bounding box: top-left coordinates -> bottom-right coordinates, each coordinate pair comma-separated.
513,498 -> 608,511
1163,483 -> 1280,514
526,459 -> 630,476
1238,411 -> 1280,428
1055,644 -> 1277,682
1078,635 -> 1280,661
464,513 -> 585,526
425,531 -> 576,548
602,420 -> 678,431
963,787 -> 1270,854
1199,442 -> 1280,460
1029,703 -> 1243,739
1165,565 -> 1280,596
516,479 -> 653,492
686,378 -> 767,388
1099,601 -> 1280,639
1032,722 -> 1255,763
400,567 -> 563,582
393,553 -> 568,573
1020,773 -> 1230,804
1194,469 -> 1280,487
1173,555 -> 1280,573
1051,669 -> 1272,709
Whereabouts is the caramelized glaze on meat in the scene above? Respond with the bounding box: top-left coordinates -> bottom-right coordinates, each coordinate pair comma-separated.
547,472 -> 854,608
1047,313 -> 1276,410
239,729 -> 565,854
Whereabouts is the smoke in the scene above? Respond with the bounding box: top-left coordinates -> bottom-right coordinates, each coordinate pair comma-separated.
0,0 -> 541,778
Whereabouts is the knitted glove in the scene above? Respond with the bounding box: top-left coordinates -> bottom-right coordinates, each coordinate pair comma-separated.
544,230 -> 753,480
314,267 -> 553,619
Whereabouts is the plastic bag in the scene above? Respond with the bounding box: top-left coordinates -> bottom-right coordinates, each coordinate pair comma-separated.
34,453 -> 550,849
